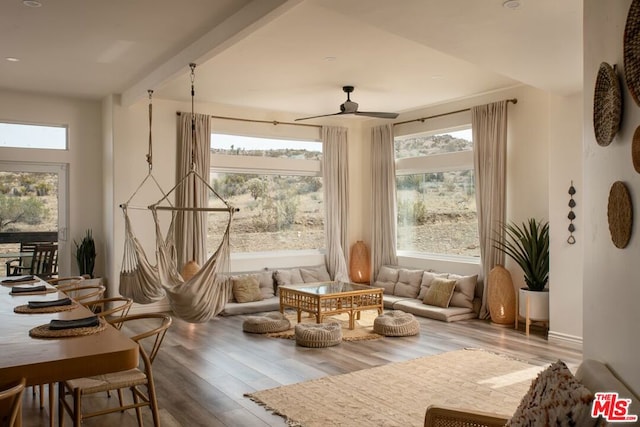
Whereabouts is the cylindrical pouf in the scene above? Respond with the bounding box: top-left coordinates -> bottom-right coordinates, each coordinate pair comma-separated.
294,321 -> 342,348
487,265 -> 516,325
243,312 -> 291,334
373,310 -> 420,336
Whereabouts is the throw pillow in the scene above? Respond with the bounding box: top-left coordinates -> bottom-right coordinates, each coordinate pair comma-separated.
274,268 -> 304,287
506,360 -> 596,427
417,271 -> 449,300
423,277 -> 456,308
232,276 -> 263,303
300,264 -> 331,283
394,269 -> 423,298
448,274 -> 478,309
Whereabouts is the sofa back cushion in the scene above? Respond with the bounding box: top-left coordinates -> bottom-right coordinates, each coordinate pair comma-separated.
422,277 -> 457,308
374,265 -> 400,295
447,274 -> 478,309
394,268 -> 423,298
274,268 -> 304,287
229,270 -> 275,301
299,264 -> 331,283
232,276 -> 264,303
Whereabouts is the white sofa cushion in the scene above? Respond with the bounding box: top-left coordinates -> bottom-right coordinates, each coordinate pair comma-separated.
417,271 -> 449,300
299,264 -> 331,283
375,265 -> 400,295
394,268 -> 423,298
448,274 -> 478,309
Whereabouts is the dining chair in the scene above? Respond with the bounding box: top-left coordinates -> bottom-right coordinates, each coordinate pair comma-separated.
62,284 -> 106,304
0,378 -> 26,427
10,243 -> 59,280
47,276 -> 85,289
58,313 -> 173,427
82,297 -> 133,322
4,242 -> 39,276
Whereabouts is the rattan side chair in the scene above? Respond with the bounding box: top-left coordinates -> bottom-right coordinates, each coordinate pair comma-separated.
58,313 -> 173,427
0,378 -> 26,427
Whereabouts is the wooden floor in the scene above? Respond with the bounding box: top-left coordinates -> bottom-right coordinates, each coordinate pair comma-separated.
21,312 -> 582,427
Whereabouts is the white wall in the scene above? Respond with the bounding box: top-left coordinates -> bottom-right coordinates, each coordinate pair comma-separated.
548,93 -> 584,343
584,0 -> 640,395
0,89 -> 103,278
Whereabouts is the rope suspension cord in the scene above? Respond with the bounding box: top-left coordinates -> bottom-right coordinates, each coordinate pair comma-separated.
119,88 -> 171,211
189,63 -> 197,171
393,98 -> 518,127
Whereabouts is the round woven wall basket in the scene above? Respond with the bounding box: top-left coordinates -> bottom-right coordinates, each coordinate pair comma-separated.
633,126 -> 640,173
607,181 -> 633,249
593,62 -> 622,146
625,0 -> 640,107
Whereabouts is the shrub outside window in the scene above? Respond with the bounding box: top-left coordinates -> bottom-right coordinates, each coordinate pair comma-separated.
395,128 -> 480,258
209,134 -> 324,254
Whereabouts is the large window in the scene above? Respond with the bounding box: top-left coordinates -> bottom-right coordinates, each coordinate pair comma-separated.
395,128 -> 479,258
209,134 -> 324,254
0,122 -> 67,150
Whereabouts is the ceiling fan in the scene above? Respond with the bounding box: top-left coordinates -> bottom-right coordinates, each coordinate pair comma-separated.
295,86 -> 399,121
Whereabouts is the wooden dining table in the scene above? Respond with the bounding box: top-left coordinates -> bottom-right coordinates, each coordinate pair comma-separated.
0,276 -> 139,389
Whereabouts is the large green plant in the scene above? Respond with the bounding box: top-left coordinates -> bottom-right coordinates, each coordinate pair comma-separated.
75,229 -> 96,278
494,218 -> 549,292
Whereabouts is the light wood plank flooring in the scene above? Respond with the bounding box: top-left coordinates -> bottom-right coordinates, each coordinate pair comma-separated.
21,312 -> 581,427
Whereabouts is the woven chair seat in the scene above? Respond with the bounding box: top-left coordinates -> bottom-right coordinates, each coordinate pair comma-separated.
243,312 -> 291,334
373,310 -> 420,337
66,368 -> 147,395
294,321 -> 342,348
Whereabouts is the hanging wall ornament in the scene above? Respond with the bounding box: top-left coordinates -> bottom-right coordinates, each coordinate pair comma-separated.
567,182 -> 576,244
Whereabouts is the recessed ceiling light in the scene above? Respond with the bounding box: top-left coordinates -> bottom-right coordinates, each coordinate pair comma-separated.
22,0 -> 42,7
324,56 -> 337,62
503,0 -> 521,9
5,57 -> 20,62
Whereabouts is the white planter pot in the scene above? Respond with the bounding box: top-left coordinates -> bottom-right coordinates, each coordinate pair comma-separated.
518,288 -> 549,321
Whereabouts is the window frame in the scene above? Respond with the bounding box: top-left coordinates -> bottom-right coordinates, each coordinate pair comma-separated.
210,132 -> 324,256
394,124 -> 480,262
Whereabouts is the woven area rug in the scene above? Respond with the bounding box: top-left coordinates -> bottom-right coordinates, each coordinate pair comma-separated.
245,348 -> 544,427
266,310 -> 382,342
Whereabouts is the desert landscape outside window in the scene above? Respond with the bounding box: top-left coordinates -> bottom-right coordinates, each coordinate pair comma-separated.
395,128 -> 479,257
208,134 -> 324,254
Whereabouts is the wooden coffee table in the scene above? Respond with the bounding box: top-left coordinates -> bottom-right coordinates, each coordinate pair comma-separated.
279,282 -> 383,329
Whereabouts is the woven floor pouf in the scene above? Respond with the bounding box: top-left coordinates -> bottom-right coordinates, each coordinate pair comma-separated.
373,310 -> 420,337
294,321 -> 342,348
242,312 -> 291,334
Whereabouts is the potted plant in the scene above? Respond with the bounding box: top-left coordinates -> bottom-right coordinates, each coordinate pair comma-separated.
494,218 -> 550,322
75,229 -> 96,278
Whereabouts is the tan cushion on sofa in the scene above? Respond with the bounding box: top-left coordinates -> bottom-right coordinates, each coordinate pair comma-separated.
448,274 -> 478,309
274,268 -> 304,287
300,264 -> 331,283
423,277 -> 456,308
394,269 -> 423,298
232,276 -> 263,303
417,271 -> 449,300
229,270 -> 275,301
506,360 -> 596,427
375,265 -> 400,295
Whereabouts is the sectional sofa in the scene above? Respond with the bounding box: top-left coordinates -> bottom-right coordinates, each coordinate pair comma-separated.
221,263 -> 481,323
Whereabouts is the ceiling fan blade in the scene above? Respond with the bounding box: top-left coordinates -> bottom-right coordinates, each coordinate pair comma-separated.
354,111 -> 399,119
295,112 -> 345,121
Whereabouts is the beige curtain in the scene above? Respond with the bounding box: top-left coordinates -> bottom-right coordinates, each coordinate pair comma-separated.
175,112 -> 211,270
322,126 -> 349,282
472,101 -> 508,319
371,124 -> 398,280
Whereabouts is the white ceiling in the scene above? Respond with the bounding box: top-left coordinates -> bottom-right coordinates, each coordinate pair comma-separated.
0,0 -> 582,118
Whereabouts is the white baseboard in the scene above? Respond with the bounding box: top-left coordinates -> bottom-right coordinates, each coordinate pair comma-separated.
548,330 -> 583,346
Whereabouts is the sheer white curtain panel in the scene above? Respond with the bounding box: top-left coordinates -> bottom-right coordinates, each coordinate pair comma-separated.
175,112 -> 211,270
472,100 -> 508,319
370,124 -> 398,280
322,126 -> 349,282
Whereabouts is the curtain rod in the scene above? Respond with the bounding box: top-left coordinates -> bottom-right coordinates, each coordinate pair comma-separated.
393,98 -> 518,127
176,112 -> 321,129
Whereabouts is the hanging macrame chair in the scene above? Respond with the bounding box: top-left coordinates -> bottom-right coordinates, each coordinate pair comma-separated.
151,202 -> 234,323
118,90 -> 175,304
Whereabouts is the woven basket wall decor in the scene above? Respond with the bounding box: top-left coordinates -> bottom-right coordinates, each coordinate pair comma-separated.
633,126 -> 640,173
607,181 -> 633,249
593,62 -> 622,146
625,0 -> 640,106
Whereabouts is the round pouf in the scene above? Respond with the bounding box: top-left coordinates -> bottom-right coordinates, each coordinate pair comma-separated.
242,312 -> 291,334
373,311 -> 420,337
294,321 -> 342,348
